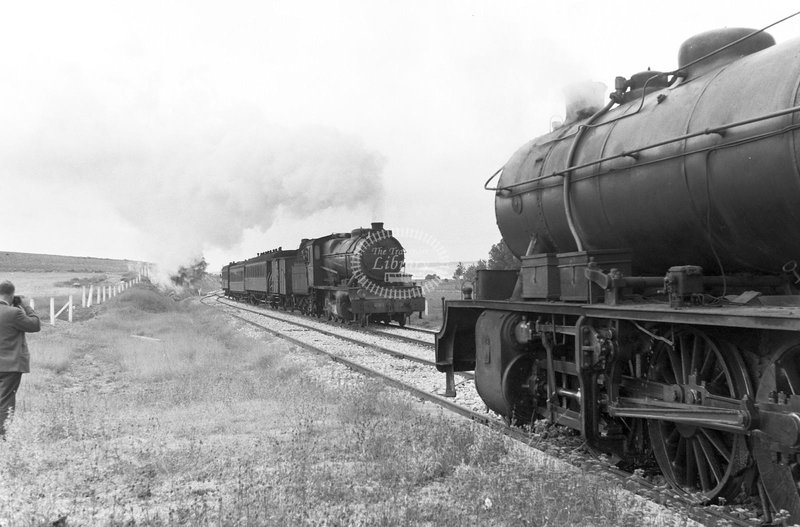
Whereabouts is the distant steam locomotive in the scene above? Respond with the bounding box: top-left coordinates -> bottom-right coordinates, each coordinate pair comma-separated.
221,223 -> 425,326
436,27 -> 800,520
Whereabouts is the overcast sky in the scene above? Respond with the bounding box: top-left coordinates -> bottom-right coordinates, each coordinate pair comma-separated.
1,1 -> 797,275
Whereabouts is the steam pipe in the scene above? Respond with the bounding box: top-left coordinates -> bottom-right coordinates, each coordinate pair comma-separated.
563,100 -> 616,252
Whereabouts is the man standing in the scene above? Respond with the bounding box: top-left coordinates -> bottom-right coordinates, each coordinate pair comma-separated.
0,280 -> 40,437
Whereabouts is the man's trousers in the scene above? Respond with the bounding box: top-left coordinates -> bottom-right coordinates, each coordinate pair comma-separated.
0,372 -> 22,436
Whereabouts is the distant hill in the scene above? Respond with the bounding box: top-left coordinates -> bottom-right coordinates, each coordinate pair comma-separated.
0,251 -> 144,273
406,261 -> 479,279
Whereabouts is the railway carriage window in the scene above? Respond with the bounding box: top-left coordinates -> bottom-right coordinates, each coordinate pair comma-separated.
314,246 -> 320,260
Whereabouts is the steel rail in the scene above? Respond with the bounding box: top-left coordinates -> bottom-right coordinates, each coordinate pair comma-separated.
403,325 -> 438,335
207,291 -> 438,347
217,294 -> 434,348
204,294 -> 757,527
363,325 -> 435,346
212,295 -> 469,380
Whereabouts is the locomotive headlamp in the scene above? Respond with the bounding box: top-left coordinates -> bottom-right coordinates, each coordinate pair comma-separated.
356,288 -> 367,299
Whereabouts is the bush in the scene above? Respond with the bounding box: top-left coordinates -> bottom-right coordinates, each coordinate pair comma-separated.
115,286 -> 178,313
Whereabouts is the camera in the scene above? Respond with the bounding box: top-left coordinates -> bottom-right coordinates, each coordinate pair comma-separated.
12,296 -> 21,307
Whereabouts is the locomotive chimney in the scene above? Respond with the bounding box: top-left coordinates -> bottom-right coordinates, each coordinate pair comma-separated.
371,222 -> 384,231
564,81 -> 607,124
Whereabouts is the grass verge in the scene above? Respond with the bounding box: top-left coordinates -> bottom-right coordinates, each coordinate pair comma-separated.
0,286 -> 696,526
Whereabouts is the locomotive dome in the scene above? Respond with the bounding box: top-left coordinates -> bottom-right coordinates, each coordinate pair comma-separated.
678,27 -> 775,76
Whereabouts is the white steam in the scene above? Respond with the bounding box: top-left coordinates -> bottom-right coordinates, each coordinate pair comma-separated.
3,85 -> 385,277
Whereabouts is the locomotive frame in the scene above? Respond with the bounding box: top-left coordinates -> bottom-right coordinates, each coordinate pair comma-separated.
436,25 -> 800,520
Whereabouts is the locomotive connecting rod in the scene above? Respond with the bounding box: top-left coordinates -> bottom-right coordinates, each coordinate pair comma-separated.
609,398 -> 752,433
608,378 -> 800,449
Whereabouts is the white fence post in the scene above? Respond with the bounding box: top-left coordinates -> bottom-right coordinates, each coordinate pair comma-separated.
102,287 -> 106,303
96,287 -> 100,304
51,297 -> 74,324
82,286 -> 86,308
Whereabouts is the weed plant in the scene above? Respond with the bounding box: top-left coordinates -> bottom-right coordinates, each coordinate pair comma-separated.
0,287 -> 695,526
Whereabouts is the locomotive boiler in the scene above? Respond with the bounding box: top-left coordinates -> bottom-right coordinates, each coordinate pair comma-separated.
496,27 -> 800,275
222,223 -> 425,326
436,26 -> 800,520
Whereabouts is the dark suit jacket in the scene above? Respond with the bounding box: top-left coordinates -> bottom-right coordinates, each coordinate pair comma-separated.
0,302 -> 41,372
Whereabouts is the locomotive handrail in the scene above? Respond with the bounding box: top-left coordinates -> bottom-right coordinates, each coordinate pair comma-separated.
489,103 -> 800,194
487,11 -> 800,196
483,166 -> 504,190
485,72 -> 678,193
487,73 -> 665,191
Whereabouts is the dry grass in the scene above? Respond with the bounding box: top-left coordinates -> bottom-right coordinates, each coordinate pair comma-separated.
0,286 -> 698,526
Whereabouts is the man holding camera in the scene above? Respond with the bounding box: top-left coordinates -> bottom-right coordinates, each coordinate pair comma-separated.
0,280 -> 40,437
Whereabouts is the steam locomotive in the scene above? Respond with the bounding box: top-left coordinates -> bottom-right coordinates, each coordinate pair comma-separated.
221,223 -> 425,326
436,27 -> 800,519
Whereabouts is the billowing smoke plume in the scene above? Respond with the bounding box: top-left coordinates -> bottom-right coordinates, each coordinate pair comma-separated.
3,84 -> 386,278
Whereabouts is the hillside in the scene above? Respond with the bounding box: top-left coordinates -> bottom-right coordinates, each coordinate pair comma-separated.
408,260 -> 479,279
0,251 -> 143,273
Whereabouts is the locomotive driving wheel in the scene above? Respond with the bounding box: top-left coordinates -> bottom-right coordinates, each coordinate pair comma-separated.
753,343 -> 800,521
647,327 -> 753,502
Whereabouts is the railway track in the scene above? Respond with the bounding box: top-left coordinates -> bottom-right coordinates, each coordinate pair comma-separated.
209,294 -> 477,398
213,291 -> 436,348
214,294 -> 439,360
204,293 -> 769,527
364,323 -> 436,346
